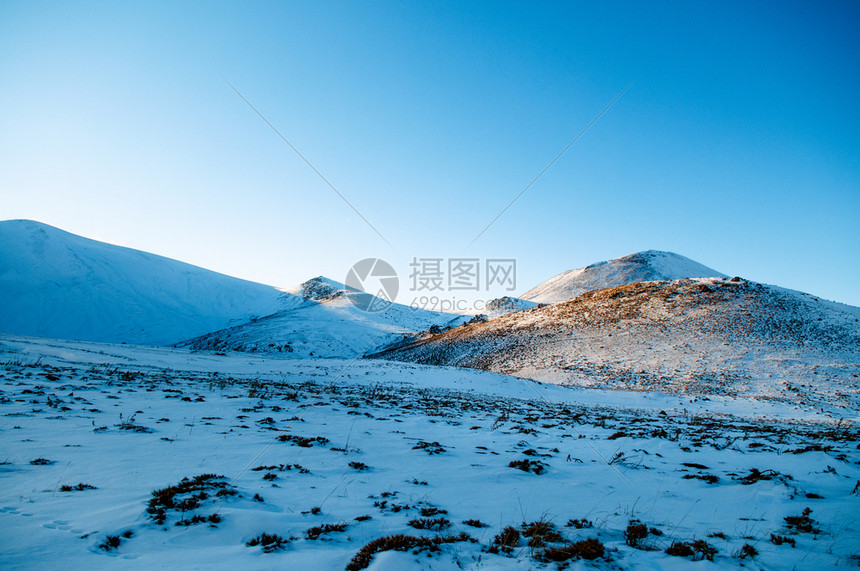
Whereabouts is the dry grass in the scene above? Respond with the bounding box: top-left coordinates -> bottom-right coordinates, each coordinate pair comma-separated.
346,533 -> 473,571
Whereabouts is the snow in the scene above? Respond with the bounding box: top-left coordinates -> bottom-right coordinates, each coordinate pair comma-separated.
2,224 -> 859,569
1,335 -> 858,570
522,251 -> 727,304
0,220 -> 299,345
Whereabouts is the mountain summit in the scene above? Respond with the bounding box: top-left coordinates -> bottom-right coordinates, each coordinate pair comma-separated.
521,250 -> 726,304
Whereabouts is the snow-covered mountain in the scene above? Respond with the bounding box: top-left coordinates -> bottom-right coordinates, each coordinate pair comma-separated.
0,220 -> 299,345
374,277 -> 860,411
179,276 -> 467,358
521,250 -> 727,304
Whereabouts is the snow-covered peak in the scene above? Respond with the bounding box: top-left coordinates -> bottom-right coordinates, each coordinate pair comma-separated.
521,250 -> 726,303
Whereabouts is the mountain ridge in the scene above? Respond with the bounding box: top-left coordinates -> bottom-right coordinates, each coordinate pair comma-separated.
0,219 -> 298,345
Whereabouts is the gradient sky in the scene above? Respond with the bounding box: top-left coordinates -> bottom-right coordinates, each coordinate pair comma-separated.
2,1 -> 858,307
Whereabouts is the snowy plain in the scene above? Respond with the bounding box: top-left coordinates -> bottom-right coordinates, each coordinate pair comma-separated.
2,335 -> 858,570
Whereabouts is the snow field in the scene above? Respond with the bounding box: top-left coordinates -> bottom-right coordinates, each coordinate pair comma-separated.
1,339 -> 858,569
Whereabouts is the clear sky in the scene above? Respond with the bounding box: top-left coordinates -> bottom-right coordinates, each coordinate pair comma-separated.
2,1 -> 858,307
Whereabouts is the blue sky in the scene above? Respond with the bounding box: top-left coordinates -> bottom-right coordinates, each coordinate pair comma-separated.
2,1 -> 858,306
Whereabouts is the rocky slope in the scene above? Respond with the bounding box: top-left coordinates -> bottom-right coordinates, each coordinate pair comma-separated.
374,277 -> 860,412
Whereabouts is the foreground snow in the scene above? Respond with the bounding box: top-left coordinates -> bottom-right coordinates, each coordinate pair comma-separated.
1,336 -> 858,569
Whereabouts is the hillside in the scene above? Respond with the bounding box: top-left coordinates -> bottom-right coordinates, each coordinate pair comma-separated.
522,250 -> 727,303
178,277 -> 467,358
0,220 -> 298,345
374,277 -> 860,413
